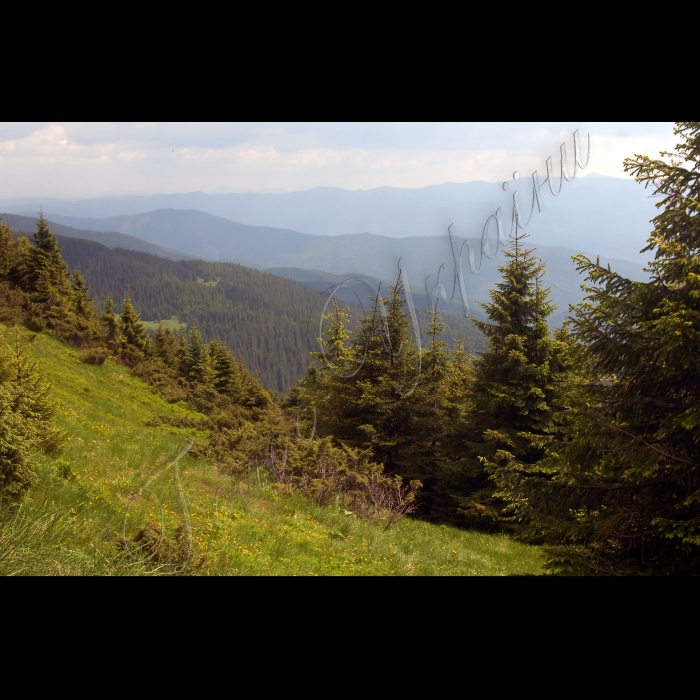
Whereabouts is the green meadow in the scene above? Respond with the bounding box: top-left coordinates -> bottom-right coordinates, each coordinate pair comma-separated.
0,324 -> 544,576
141,317 -> 187,333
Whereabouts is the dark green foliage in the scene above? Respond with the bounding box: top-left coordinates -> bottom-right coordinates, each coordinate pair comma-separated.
299,280 -> 420,456
298,278 -> 476,522
509,122 -> 700,575
180,327 -> 211,385
100,296 -> 122,354
209,339 -> 246,402
0,223 -> 25,325
0,222 -> 14,278
131,319 -> 274,431
26,214 -> 71,305
0,330 -> 62,499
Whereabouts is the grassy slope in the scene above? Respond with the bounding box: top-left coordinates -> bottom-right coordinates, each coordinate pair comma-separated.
1,324 -> 544,576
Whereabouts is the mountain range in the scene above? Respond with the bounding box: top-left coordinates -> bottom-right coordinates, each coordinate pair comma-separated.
12,208 -> 649,326
0,176 -> 659,263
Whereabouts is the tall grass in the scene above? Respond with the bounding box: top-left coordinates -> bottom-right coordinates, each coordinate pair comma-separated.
0,497 -> 159,576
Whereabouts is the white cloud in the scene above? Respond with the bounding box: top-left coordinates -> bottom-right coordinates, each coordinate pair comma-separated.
0,122 -> 681,198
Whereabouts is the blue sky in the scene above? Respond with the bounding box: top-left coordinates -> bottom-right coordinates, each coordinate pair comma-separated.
0,122 -> 678,198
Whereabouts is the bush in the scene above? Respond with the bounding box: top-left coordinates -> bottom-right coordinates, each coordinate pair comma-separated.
206,423 -> 422,529
277,438 -> 422,529
79,347 -> 109,365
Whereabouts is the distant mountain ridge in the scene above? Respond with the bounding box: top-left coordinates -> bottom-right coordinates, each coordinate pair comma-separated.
0,177 -> 658,262
1,213 -> 196,261
36,208 -> 649,326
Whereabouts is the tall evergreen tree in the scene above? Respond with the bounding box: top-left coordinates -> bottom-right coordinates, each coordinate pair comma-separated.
70,271 -> 91,318
119,297 -> 149,355
0,222 -> 14,279
100,296 -> 122,354
153,322 -> 176,366
521,122 -> 700,575
300,277 -> 472,517
300,279 -> 420,454
462,229 -> 568,530
26,213 -> 70,304
209,339 -> 244,400
181,326 -> 211,385
0,222 -> 26,325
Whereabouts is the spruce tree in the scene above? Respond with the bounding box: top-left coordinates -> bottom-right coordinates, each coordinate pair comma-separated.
300,277 -> 462,515
463,229 -> 568,530
119,297 -> 149,355
301,279 -> 420,453
0,330 -> 61,499
209,339 -> 244,400
26,213 -> 70,304
0,222 -> 23,323
0,222 -> 14,279
70,271 -> 91,319
430,336 -> 478,525
526,122 -> 700,575
100,296 -> 122,354
181,326 -> 211,385
153,322 -> 175,366
299,295 -> 367,443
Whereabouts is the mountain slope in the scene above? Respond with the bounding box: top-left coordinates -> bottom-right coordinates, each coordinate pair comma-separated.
50,236 -> 484,392
52,237 -> 324,393
1,323 -> 543,576
43,208 -> 649,326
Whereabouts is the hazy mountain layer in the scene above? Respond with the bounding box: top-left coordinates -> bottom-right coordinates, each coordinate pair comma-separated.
0,176 -> 658,262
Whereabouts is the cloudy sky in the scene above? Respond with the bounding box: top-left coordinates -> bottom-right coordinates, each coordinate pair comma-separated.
0,122 -> 678,199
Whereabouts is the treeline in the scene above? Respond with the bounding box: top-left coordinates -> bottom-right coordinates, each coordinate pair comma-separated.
292,122 -> 700,575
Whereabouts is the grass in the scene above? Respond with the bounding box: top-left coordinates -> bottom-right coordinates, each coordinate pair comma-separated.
0,324 -> 544,576
142,317 -> 187,333
196,277 -> 220,288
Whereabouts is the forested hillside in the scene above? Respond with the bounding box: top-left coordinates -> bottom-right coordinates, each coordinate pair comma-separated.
0,211 -> 538,576
36,208 -> 648,326
51,237 -> 485,392
53,238 -> 322,393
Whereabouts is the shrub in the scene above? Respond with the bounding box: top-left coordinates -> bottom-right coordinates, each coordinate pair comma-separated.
207,423 -> 422,529
79,347 -> 109,365
277,438 -> 421,529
